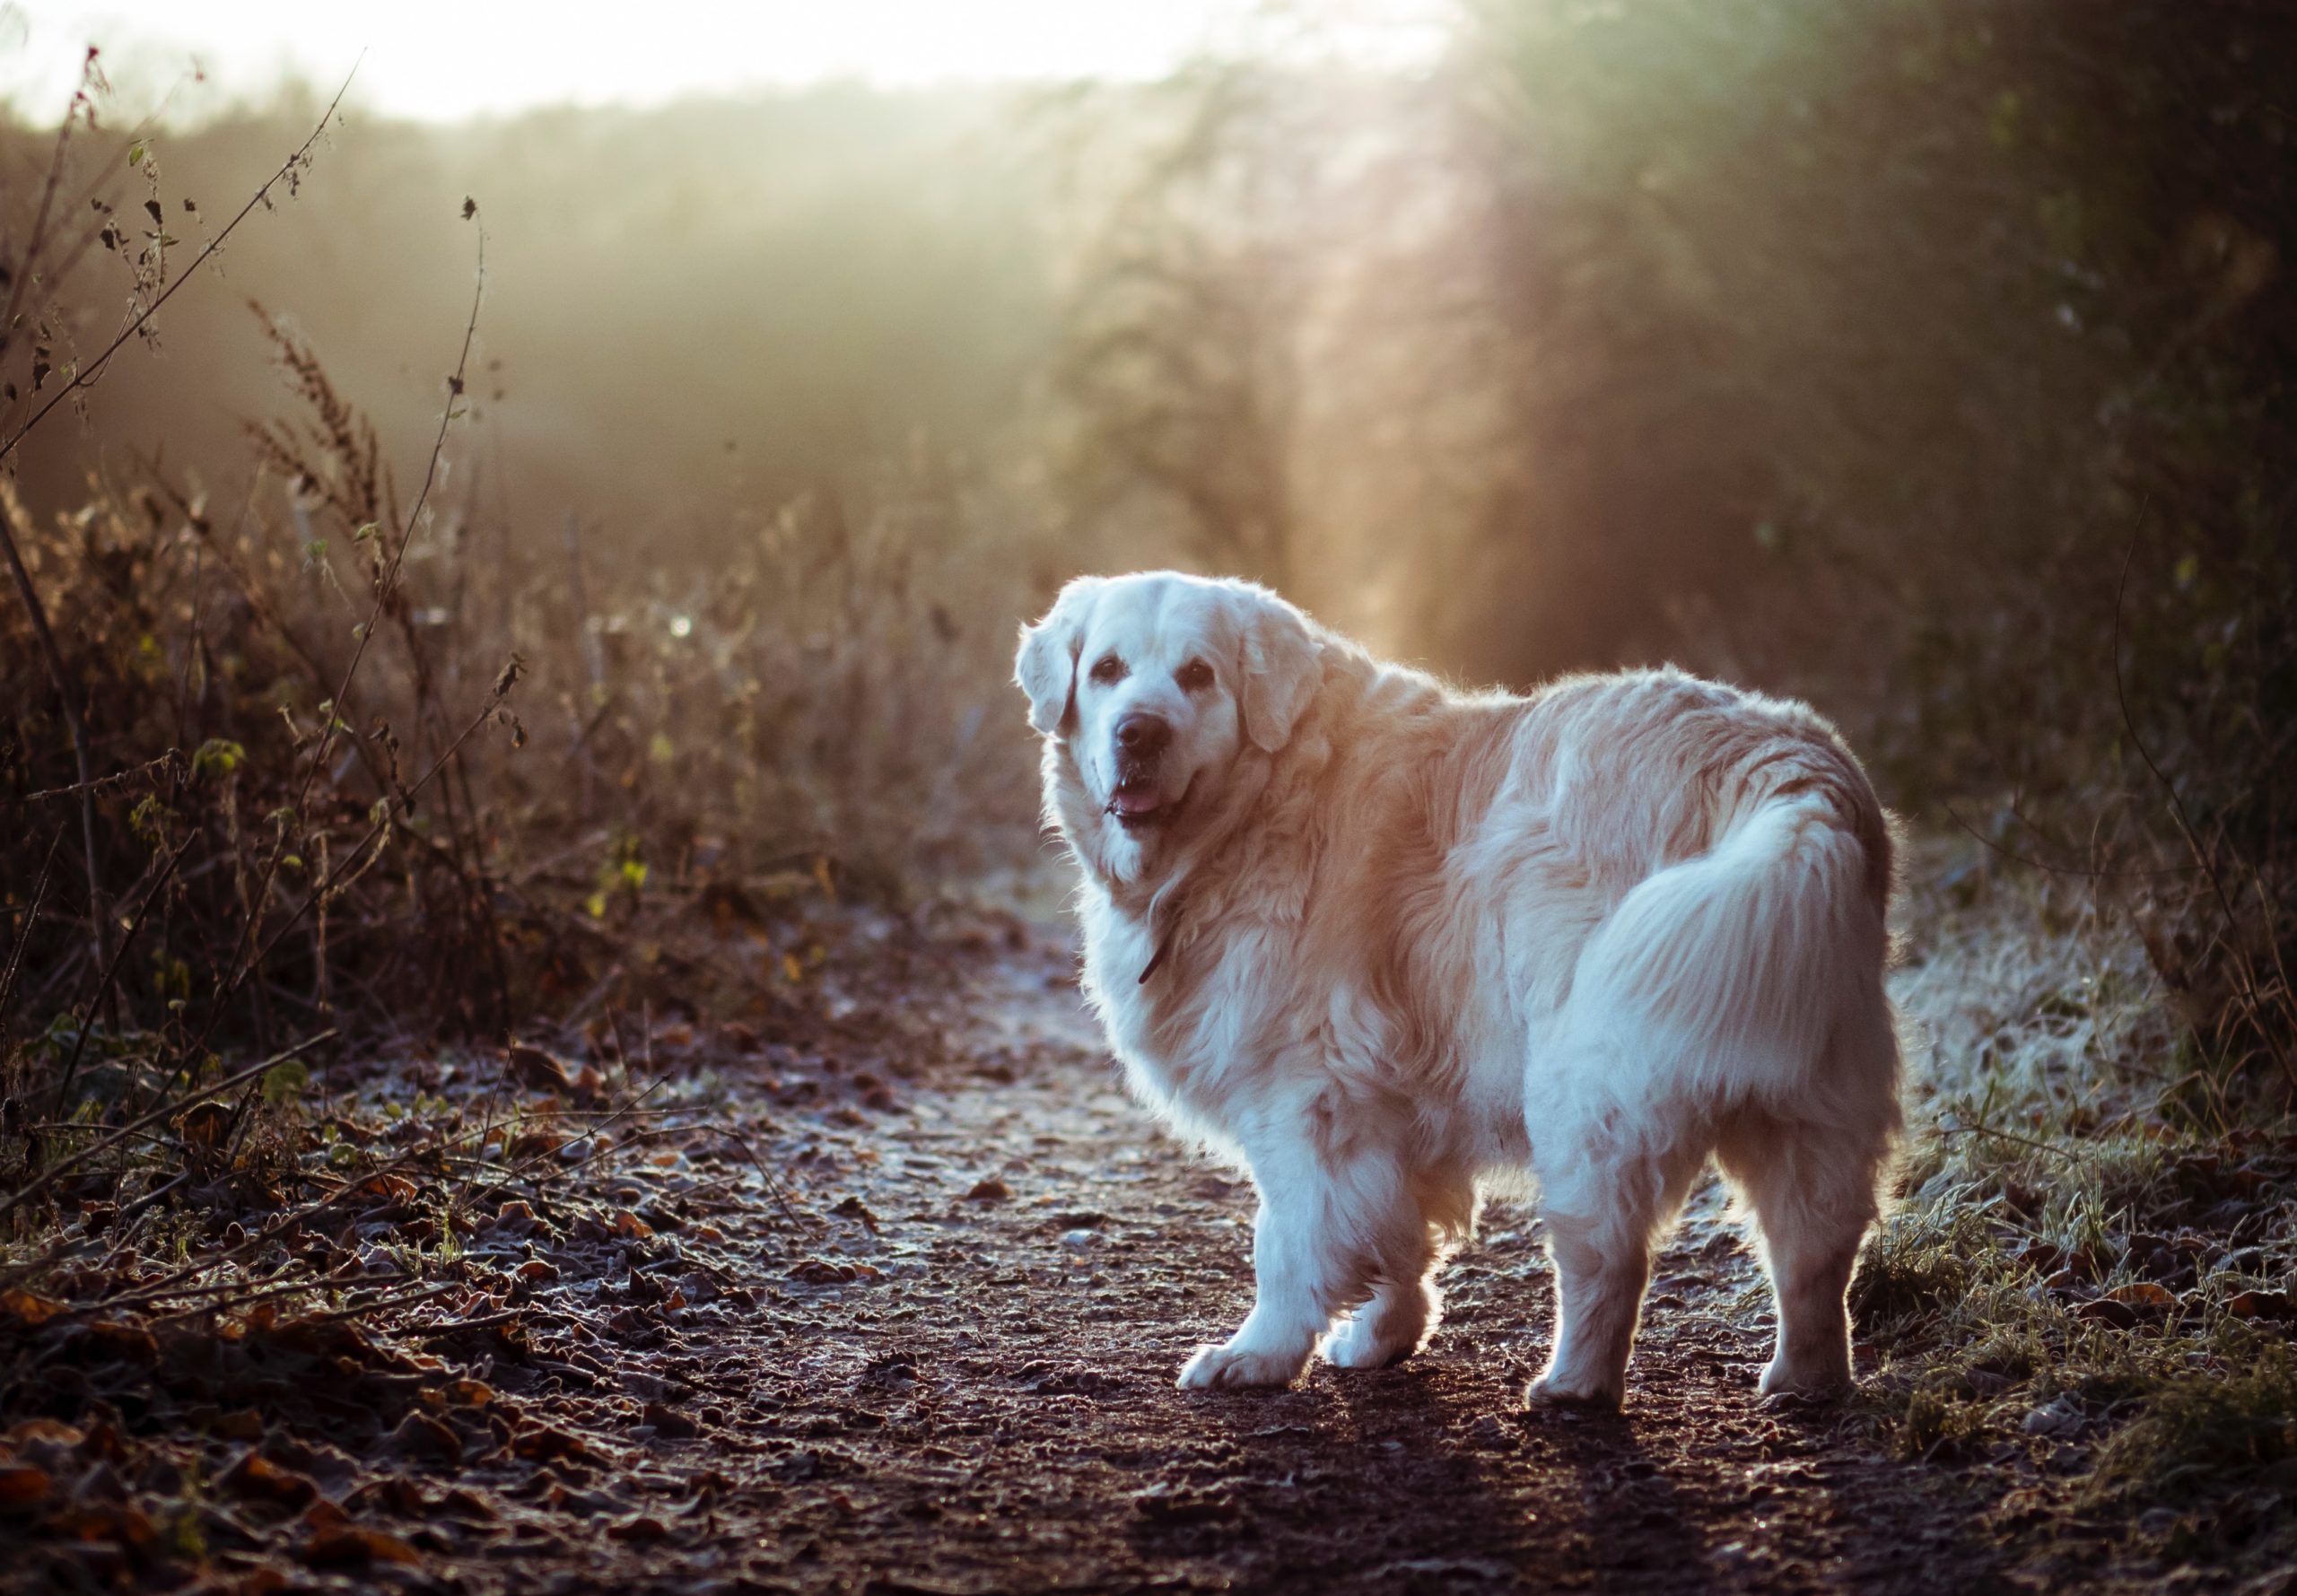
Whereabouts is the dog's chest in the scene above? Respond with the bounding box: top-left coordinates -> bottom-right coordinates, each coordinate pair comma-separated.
1077,902 -> 1280,1108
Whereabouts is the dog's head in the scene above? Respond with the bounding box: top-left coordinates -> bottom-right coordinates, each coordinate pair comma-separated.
1016,571 -> 1320,878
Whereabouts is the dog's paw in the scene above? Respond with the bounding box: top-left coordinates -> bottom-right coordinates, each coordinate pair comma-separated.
1524,1372 -> 1623,1409
1176,1341 -> 1306,1390
1322,1315 -> 1421,1370
1756,1361 -> 1851,1406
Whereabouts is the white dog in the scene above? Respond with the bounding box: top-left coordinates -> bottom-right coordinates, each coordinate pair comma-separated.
1017,571 -> 1901,1405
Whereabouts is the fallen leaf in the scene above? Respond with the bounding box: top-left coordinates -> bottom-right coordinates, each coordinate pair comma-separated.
507,1128 -> 562,1160
785,1258 -> 882,1285
491,1199 -> 538,1234
348,1475 -> 429,1516
0,1290 -> 66,1326
214,1565 -> 290,1596
62,1319 -> 159,1366
3,1418 -> 83,1447
48,1501 -> 157,1546
440,1487 -> 498,1522
175,1099 -> 231,1147
220,1450 -> 320,1509
389,1411 -> 462,1465
0,1464 -> 50,1510
642,1403 -> 699,1438
210,1408 -> 266,1442
2228,1289 -> 2296,1322
301,1524 -> 423,1568
832,1196 -> 882,1232
510,1424 -> 591,1463
505,1043 -> 574,1094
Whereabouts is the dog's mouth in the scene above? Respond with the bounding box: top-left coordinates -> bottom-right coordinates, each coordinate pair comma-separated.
1106,771 -> 1189,833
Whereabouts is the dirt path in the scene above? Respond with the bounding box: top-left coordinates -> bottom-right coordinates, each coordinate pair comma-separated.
454,938 -> 2013,1596
4,928 -> 2021,1595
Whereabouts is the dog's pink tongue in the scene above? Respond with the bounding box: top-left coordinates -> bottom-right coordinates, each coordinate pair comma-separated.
1113,786 -> 1161,815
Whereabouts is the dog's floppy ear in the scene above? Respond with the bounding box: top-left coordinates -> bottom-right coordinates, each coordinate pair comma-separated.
1015,577 -> 1103,737
1237,587 -> 1321,754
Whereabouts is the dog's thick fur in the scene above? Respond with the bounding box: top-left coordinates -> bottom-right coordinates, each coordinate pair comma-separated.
1017,571 -> 1901,1404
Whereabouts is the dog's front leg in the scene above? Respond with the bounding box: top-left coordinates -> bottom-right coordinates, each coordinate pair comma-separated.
1178,1123 -> 1393,1391
1178,1178 -> 1333,1389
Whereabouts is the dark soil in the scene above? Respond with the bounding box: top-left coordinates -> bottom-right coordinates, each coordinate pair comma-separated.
4,928 -> 2043,1595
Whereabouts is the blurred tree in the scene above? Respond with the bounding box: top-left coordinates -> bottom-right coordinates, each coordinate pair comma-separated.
1049,0 -> 2293,1086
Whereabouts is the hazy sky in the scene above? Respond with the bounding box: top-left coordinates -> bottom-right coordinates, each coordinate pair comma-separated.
0,1 -> 1448,122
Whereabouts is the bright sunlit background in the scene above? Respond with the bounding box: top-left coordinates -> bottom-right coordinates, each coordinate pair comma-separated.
0,0 -> 1448,119
0,0 -> 2284,960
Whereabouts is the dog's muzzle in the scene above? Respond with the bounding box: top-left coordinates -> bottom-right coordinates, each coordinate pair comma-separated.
1109,713 -> 1180,830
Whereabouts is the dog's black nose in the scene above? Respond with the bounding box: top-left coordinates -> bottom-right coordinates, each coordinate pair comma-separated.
1114,712 -> 1171,758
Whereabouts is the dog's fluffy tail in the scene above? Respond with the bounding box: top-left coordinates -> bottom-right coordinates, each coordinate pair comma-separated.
1563,772 -> 1899,1113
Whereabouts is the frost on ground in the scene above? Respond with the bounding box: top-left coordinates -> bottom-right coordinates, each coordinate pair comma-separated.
1861,842 -> 2297,1589
2,846 -> 2292,1594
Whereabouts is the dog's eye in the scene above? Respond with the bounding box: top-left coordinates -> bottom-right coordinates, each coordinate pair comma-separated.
1175,658 -> 1214,693
1089,654 -> 1127,685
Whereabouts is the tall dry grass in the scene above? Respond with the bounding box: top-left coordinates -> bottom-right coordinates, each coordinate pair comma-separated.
3,336 -> 1042,1053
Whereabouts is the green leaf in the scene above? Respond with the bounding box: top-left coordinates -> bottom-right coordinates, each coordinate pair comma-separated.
261,1060 -> 310,1105
192,737 -> 245,778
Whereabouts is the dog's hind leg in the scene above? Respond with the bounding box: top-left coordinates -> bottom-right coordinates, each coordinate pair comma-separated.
1323,1168 -> 1475,1370
1525,1101 -> 1706,1408
1715,1104 -> 1891,1402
